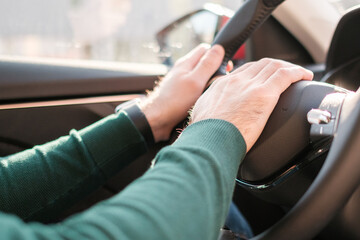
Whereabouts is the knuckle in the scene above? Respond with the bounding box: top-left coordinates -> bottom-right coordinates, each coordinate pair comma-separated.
184,75 -> 201,88
242,62 -> 253,68
274,67 -> 289,77
269,59 -> 285,70
259,57 -> 274,65
182,74 -> 194,82
240,61 -> 253,70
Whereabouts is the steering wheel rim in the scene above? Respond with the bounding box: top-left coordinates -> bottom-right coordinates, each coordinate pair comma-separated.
251,92 -> 360,239
213,0 -> 360,239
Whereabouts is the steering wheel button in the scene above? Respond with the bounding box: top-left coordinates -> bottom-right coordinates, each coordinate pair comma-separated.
307,109 -> 331,124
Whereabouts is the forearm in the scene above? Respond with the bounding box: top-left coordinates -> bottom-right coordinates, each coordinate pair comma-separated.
0,119 -> 245,240
99,119 -> 246,240
0,112 -> 147,222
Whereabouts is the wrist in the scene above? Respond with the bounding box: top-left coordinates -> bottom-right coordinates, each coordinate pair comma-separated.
115,98 -> 155,147
140,97 -> 172,142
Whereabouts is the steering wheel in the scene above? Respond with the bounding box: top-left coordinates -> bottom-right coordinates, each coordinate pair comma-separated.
213,0 -> 360,239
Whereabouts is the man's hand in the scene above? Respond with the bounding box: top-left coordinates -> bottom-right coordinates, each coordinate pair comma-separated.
190,58 -> 314,152
141,44 -> 225,142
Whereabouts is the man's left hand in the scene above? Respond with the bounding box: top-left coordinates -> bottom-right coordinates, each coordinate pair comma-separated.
141,44 -> 225,142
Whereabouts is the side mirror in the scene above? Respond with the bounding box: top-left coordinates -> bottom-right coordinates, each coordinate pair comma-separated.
156,4 -> 234,66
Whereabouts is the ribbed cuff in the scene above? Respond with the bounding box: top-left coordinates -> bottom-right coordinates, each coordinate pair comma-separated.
173,119 -> 247,170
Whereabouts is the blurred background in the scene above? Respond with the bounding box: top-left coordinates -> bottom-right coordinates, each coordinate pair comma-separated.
0,0 -> 357,64
0,0 -> 243,63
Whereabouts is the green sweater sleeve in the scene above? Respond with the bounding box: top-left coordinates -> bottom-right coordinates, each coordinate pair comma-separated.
0,119 -> 246,240
0,112 -> 147,221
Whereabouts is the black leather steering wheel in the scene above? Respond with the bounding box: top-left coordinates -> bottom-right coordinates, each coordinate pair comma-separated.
214,1 -> 360,239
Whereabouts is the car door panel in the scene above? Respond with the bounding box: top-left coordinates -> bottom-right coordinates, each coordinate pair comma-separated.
0,59 -> 166,157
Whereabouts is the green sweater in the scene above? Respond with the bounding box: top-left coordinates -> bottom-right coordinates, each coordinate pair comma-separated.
0,111 -> 246,240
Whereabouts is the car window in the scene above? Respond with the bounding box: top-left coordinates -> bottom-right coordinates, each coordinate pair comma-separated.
327,0 -> 360,14
0,0 -> 242,64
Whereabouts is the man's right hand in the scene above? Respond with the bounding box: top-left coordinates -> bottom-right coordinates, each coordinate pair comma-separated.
190,58 -> 313,152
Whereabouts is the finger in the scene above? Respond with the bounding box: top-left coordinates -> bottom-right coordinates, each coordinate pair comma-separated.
231,58 -> 271,76
226,61 -> 234,72
190,44 -> 225,84
175,44 -> 210,69
230,61 -> 254,74
205,59 -> 231,88
232,58 -> 293,80
264,66 -> 314,94
252,59 -> 298,84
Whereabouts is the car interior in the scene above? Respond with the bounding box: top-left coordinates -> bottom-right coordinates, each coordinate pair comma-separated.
0,0 -> 359,239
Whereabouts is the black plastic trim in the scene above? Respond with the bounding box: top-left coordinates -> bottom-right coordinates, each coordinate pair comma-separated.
0,60 -> 162,102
